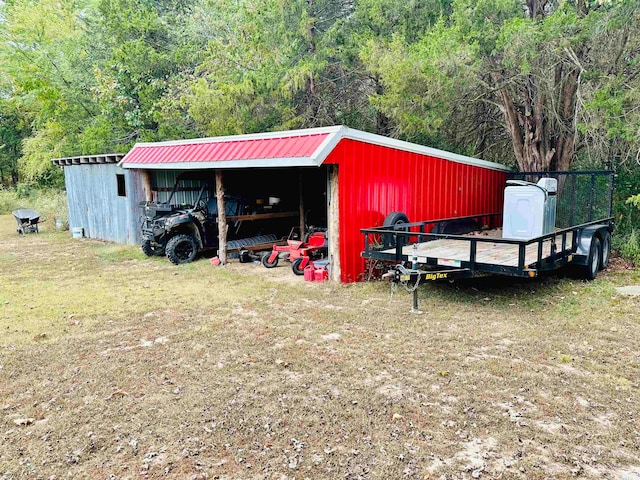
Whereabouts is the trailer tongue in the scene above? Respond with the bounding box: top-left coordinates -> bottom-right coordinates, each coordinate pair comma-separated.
361,171 -> 614,312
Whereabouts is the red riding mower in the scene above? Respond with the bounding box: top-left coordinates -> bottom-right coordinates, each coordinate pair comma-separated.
262,227 -> 328,275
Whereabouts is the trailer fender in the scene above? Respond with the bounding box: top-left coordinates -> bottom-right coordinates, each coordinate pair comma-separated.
572,225 -> 611,266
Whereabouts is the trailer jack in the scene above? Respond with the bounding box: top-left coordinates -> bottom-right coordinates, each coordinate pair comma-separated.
384,264 -> 474,313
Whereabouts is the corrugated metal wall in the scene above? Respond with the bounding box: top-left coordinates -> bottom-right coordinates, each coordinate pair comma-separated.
324,139 -> 507,282
64,164 -> 145,244
152,170 -> 204,205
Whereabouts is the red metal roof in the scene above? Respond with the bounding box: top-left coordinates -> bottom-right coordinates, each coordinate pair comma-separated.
121,133 -> 330,168
119,126 -> 510,172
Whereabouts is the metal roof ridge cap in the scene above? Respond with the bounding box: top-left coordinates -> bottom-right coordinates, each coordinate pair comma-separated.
310,125 -> 346,165
341,127 -> 512,172
127,126 -> 344,148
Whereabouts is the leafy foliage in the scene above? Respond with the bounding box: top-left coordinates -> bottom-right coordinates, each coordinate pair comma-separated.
0,0 -> 637,238
628,195 -> 640,209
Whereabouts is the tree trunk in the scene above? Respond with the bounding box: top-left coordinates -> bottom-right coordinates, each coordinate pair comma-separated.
494,66 -> 579,172
11,167 -> 19,187
490,0 -> 582,173
374,76 -> 391,136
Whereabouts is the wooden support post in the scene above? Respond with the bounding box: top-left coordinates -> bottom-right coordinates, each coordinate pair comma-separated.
215,170 -> 228,265
328,166 -> 341,282
299,170 -> 305,238
141,170 -> 153,202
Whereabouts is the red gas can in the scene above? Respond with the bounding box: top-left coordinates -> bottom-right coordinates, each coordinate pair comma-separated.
314,267 -> 328,282
304,266 -> 315,282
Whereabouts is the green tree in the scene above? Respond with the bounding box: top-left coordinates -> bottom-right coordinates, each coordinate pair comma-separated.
365,0 -> 638,171
174,0 -> 363,136
92,0 -> 204,143
0,0 -> 98,183
0,101 -> 30,187
335,0 -> 453,135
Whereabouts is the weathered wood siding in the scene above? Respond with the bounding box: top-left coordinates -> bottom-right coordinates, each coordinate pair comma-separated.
64,164 -> 145,244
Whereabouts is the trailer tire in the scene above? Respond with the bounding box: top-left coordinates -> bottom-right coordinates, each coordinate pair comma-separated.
382,212 -> 409,248
166,234 -> 198,265
578,236 -> 601,281
599,231 -> 611,270
141,239 -> 165,257
291,258 -> 306,276
262,252 -> 279,268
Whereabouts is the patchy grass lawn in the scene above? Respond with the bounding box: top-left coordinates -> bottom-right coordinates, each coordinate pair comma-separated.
1,214 -> 639,480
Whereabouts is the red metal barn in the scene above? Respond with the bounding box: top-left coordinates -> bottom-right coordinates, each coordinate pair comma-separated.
119,126 -> 509,282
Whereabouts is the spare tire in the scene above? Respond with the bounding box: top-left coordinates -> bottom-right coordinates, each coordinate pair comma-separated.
383,212 -> 409,227
382,211 -> 409,249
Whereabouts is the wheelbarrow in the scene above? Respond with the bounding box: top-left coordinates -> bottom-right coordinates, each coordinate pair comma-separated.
262,227 -> 328,275
12,209 -> 43,234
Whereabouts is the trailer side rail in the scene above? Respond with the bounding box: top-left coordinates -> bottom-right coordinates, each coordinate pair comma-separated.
362,216 -> 613,277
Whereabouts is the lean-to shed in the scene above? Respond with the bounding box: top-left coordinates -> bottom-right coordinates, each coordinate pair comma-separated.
118,125 -> 510,282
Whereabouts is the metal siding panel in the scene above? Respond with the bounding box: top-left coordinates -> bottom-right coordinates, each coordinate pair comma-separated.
125,169 -> 145,244
464,165 -> 473,216
61,164 -> 133,243
65,167 -> 82,231
333,138 -> 507,283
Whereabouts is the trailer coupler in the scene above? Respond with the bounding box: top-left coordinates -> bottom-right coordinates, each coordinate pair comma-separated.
384,264 -> 473,313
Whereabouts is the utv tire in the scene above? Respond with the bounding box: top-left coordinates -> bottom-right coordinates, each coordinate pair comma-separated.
577,236 -> 601,281
166,234 -> 198,265
262,252 -> 279,268
291,257 -> 306,276
141,239 -> 165,257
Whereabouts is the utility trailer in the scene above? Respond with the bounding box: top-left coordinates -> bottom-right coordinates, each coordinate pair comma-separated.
360,171 -> 614,311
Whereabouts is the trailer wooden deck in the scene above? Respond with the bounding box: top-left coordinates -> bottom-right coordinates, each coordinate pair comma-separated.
382,229 -> 574,268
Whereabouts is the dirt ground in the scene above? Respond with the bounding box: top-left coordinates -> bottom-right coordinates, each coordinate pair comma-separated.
1,215 -> 639,480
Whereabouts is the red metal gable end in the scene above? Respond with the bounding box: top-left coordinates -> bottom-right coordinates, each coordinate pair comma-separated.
324,139 -> 508,283
122,133 -> 330,167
